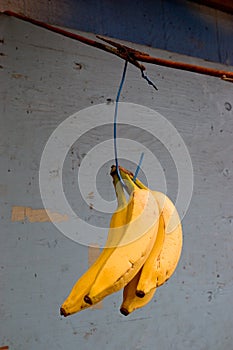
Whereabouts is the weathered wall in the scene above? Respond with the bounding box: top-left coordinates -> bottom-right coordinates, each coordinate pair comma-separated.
1,13 -> 233,350
0,0 -> 233,65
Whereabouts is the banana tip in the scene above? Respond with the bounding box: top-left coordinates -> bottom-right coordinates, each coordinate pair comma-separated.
84,295 -> 93,305
60,307 -> 68,317
136,290 -> 145,298
120,307 -> 129,316
110,165 -> 117,175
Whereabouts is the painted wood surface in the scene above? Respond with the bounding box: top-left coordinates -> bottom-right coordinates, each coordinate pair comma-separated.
0,13 -> 233,350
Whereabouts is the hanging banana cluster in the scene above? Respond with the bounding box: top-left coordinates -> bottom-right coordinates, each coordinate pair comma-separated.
60,166 -> 182,317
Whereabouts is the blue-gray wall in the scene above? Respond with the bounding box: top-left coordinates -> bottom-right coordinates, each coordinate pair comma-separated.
1,13 -> 233,350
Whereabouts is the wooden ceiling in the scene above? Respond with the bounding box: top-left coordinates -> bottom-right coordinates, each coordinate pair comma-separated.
189,0 -> 233,14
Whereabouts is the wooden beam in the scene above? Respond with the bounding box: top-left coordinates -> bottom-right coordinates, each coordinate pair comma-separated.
3,11 -> 233,83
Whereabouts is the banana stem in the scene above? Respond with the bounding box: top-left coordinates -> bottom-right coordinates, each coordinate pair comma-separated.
119,169 -> 138,195
111,171 -> 127,208
117,166 -> 148,193
119,166 -> 148,191
132,177 -> 148,191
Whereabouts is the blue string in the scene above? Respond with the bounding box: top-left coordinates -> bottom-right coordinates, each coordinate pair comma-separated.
114,61 -> 128,187
133,152 -> 144,182
114,61 -> 147,186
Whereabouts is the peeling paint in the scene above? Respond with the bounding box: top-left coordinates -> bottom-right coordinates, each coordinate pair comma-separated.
11,73 -> 27,79
11,206 -> 68,222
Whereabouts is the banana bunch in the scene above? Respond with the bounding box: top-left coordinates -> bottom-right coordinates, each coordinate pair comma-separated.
60,165 -> 182,317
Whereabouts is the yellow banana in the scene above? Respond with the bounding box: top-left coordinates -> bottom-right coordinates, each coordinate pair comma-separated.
84,172 -> 159,306
120,267 -> 156,316
119,167 -> 183,296
151,193 -> 182,288
137,191 -> 182,293
60,170 -> 128,317
136,214 -> 165,297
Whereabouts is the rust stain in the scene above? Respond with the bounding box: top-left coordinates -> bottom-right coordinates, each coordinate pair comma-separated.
0,346 -> 9,350
11,206 -> 68,222
88,244 -> 102,309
